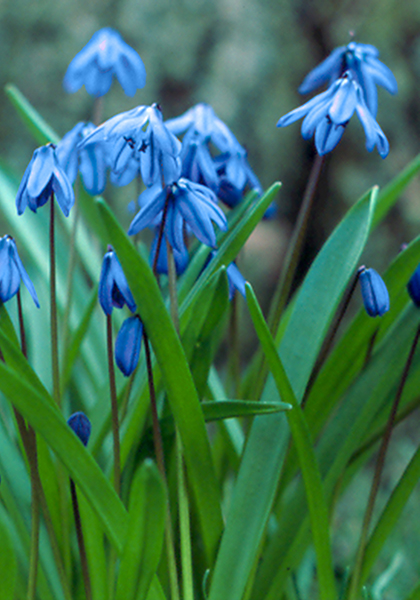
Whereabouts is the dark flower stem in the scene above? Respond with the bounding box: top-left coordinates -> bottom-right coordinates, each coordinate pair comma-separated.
50,193 -> 60,406
62,197 -> 80,356
347,322 -> 420,600
70,478 -> 92,600
166,239 -> 179,332
144,332 -> 180,600
152,191 -> 171,276
106,314 -> 120,496
16,289 -> 27,359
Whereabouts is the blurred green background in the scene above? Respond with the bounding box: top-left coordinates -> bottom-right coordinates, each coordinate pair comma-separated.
1,1 -> 420,597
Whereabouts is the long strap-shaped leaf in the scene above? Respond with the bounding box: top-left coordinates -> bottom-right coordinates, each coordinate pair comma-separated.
245,283 -> 336,600
96,197 -> 223,563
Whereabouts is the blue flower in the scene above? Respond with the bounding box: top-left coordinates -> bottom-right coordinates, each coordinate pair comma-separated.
128,178 -> 227,252
0,235 -> 39,307
214,150 -> 262,208
63,28 -> 146,98
407,263 -> 420,307
277,71 -> 389,157
67,412 -> 91,446
299,41 -> 397,116
150,230 -> 189,276
115,315 -> 143,376
81,104 -> 181,187
56,122 -> 108,196
98,246 -> 137,315
16,144 -> 75,216
359,267 -> 390,317
226,262 -> 246,300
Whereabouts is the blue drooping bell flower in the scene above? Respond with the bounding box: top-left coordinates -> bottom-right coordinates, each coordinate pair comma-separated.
214,150 -> 262,208
128,178 -> 227,253
63,28 -> 146,98
98,246 -> 136,315
359,267 -> 390,317
226,261 -> 246,300
0,235 -> 39,307
150,229 -> 189,276
67,412 -> 91,446
115,315 -> 143,376
56,122 -> 108,196
277,71 -> 389,157
81,104 -> 181,187
407,263 -> 420,307
299,41 -> 398,116
16,144 -> 75,217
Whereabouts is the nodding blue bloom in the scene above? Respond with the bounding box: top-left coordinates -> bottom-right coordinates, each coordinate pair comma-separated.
277,71 -> 389,157
115,315 -> 143,376
16,144 -> 75,217
81,104 -> 181,187
63,28 -> 146,98
0,235 -> 39,307
407,263 -> 420,307
214,150 -> 262,208
150,230 -> 189,276
359,267 -> 390,317
226,262 -> 246,300
56,122 -> 108,196
67,412 -> 91,446
98,246 -> 136,315
128,178 -> 227,253
299,41 -> 398,116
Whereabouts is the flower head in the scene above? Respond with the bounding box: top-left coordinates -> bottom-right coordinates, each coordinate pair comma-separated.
0,235 -> 39,307
67,412 -> 91,446
408,263 -> 420,307
98,246 -> 136,315
277,71 -> 389,157
359,267 -> 390,317
56,122 -> 108,196
299,41 -> 397,116
214,150 -> 262,208
150,230 -> 189,276
16,144 -> 75,216
63,28 -> 146,98
128,178 -> 227,253
115,315 -> 143,376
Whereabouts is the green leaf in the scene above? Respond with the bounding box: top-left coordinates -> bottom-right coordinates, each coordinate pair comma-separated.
202,400 -> 292,419
245,284 -> 336,600
96,197 -> 223,563
115,460 -> 166,600
0,508 -> 17,600
5,83 -> 59,145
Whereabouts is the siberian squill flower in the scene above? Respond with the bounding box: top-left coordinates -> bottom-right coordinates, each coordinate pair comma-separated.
56,122 -> 108,196
277,71 -> 389,157
207,251 -> 246,300
359,267 -> 390,317
16,144 -> 75,217
98,246 -> 136,315
128,178 -> 227,253
63,28 -> 146,98
150,230 -> 189,276
115,315 -> 143,376
299,41 -> 398,116
214,150 -> 262,208
408,263 -> 420,307
81,104 -> 181,187
0,235 -> 39,307
67,412 -> 91,446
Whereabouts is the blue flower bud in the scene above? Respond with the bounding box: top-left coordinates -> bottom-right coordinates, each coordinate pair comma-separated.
0,235 -> 39,307
98,246 -> 136,315
407,263 -> 420,307
63,28 -> 146,98
115,315 -> 143,376
359,267 -> 390,317
67,412 -> 91,446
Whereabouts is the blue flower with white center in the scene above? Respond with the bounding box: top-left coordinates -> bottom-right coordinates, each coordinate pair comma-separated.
16,144 -> 75,217
359,267 -> 390,317
56,122 -> 108,196
0,235 -> 39,307
408,263 -> 420,307
81,104 -> 181,187
128,178 -> 227,253
115,315 -> 143,376
67,412 -> 91,446
63,28 -> 146,98
299,41 -> 397,116
98,246 -> 136,316
277,71 -> 389,157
